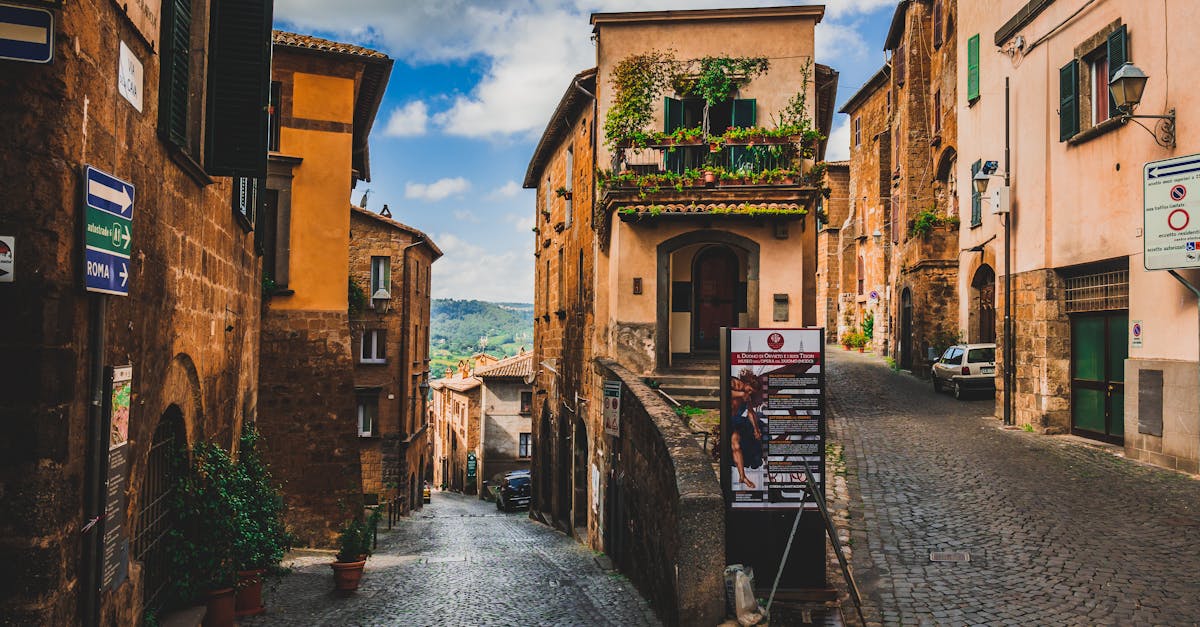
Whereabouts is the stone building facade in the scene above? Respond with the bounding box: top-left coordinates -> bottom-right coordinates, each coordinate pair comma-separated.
348,205 -> 441,513
256,32 -> 393,546
815,161 -> 851,338
525,8 -> 839,618
837,65 -> 895,352
476,352 -> 535,492
0,1 -> 271,623
884,0 -> 960,373
429,362 -> 484,495
958,0 -> 1200,472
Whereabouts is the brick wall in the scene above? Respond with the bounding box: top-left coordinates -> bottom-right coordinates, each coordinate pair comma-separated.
258,309 -> 362,546
0,2 -> 263,622
596,359 -> 724,627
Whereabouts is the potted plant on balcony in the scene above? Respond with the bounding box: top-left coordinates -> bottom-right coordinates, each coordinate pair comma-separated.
331,507 -> 381,593
231,424 -> 292,617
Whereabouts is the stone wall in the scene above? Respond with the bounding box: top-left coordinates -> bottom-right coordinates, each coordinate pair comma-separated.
0,3 -> 263,623
597,359 -> 724,627
258,309 -> 363,546
996,268 -> 1071,431
1124,360 -> 1200,474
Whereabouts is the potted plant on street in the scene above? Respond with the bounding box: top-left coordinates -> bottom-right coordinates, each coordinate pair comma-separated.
167,441 -> 240,627
331,507 -> 381,592
231,423 -> 292,617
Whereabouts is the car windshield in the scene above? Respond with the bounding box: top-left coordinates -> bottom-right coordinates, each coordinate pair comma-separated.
967,347 -> 995,363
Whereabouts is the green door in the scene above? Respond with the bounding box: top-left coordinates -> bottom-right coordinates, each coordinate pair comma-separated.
1070,312 -> 1127,443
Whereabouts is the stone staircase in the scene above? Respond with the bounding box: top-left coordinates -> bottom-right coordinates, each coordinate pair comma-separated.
653,355 -> 721,409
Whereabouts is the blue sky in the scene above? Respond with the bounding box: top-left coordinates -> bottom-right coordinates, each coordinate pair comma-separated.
274,1 -> 898,302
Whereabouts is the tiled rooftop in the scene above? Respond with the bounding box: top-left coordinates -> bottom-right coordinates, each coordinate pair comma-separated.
272,30 -> 389,60
475,352 -> 534,379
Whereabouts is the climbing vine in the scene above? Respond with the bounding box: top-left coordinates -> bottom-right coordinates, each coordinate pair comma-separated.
603,50 -> 682,151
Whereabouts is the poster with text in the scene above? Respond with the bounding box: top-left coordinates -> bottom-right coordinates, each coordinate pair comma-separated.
726,328 -> 824,510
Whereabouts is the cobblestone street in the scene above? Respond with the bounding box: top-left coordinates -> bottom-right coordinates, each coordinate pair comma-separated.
827,350 -> 1200,626
244,492 -> 659,626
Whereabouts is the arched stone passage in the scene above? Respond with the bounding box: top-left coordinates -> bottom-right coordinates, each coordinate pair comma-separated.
158,353 -> 203,447
656,230 -> 760,369
970,264 -> 997,343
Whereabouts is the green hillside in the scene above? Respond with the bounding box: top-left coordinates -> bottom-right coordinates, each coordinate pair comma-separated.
430,299 -> 534,376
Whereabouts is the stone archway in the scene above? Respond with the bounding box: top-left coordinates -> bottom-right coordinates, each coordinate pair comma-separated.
157,353 -> 204,447
900,288 -> 914,370
656,230 -> 760,369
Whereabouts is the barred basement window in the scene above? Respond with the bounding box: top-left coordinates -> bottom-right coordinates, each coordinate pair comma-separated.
1065,270 -> 1129,313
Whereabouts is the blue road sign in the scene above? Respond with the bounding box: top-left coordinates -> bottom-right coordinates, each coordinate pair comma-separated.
86,166 -> 135,220
85,247 -> 131,296
83,166 -> 135,296
0,3 -> 53,64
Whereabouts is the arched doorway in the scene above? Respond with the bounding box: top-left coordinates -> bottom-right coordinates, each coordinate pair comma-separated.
132,406 -> 186,617
900,288 -> 914,370
692,246 -> 739,351
971,265 -> 996,343
556,416 -> 572,530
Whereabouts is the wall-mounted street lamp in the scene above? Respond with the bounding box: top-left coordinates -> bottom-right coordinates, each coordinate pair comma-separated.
371,288 -> 392,313
1109,62 -> 1176,147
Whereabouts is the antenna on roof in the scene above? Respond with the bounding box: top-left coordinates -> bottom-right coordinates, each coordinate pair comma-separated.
358,189 -> 371,208
380,204 -> 391,218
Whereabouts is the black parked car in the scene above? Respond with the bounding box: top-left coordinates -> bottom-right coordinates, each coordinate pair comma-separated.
496,470 -> 531,511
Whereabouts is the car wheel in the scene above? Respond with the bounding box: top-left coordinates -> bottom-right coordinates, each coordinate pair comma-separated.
932,375 -> 942,393
953,381 -> 965,400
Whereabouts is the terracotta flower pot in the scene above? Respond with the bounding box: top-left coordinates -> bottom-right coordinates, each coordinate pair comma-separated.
857,347 -> 865,353
235,569 -> 266,617
331,559 -> 367,592
703,171 -> 716,186
202,587 -> 236,627
843,344 -> 852,351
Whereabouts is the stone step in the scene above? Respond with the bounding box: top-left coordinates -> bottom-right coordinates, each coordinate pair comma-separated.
652,373 -> 721,387
658,384 -> 719,398
669,394 -> 721,409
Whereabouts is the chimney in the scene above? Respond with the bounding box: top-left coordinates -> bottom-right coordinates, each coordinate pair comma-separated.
445,367 -> 453,379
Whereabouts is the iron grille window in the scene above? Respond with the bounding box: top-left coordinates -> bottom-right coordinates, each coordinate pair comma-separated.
133,413 -> 185,616
1065,270 -> 1129,313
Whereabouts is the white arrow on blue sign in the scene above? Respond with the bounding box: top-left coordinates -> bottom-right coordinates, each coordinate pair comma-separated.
0,3 -> 53,64
84,166 -> 135,296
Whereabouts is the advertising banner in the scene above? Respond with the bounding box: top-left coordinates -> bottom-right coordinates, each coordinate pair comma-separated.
725,328 -> 825,510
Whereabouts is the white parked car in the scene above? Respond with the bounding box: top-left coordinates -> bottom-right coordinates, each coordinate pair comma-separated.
931,343 -> 997,399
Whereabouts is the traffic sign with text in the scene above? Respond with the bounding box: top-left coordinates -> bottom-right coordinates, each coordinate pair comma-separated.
1145,153 -> 1200,270
83,166 -> 135,296
0,3 -> 53,64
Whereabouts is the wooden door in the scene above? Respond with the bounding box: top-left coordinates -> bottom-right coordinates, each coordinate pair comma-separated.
693,247 -> 738,350
1071,312 -> 1127,443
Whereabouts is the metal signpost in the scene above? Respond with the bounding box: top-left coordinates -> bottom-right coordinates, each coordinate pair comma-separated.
0,3 -> 53,64
720,328 -> 828,593
83,166 -> 135,296
1144,153 -> 1200,467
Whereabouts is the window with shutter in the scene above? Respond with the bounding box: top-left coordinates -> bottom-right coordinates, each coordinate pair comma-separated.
729,98 -> 756,171
967,34 -> 980,103
1059,60 -> 1079,141
895,43 -> 906,86
158,0 -> 192,148
664,97 -> 683,173
205,0 -> 274,178
933,1 -> 944,49
970,159 -> 982,227
1105,25 -> 1127,117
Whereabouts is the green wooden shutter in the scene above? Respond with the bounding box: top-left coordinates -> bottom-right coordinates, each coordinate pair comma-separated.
1106,24 -> 1128,118
158,0 -> 191,147
1059,59 -> 1079,141
730,99 -> 756,171
967,34 -> 980,102
204,0 -> 275,178
970,159 -> 982,226
664,97 -> 683,173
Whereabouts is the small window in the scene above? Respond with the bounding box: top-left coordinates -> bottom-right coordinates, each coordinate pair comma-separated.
565,146 -> 574,228
933,90 -> 942,134
856,256 -> 865,296
886,91 -> 891,117
853,116 -> 862,147
268,81 -> 282,152
233,177 -> 259,228
370,256 -> 391,297
519,433 -> 532,458
360,330 -> 386,364
520,391 -> 532,415
357,393 -> 377,437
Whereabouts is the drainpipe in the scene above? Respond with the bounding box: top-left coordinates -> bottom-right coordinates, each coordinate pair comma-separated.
1003,77 -> 1014,426
82,293 -> 107,626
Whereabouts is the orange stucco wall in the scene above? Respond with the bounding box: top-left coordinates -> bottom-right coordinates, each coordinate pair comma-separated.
271,73 -> 356,311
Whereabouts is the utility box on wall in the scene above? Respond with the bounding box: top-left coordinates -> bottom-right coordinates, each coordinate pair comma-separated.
773,294 -> 789,321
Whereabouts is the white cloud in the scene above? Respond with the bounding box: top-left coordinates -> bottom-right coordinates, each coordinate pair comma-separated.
274,1 -> 894,139
405,177 -> 472,201
384,101 -> 429,137
825,115 -> 851,162
488,181 -> 524,199
505,212 -> 536,233
431,233 -> 533,301
815,21 -> 871,62
453,210 -> 480,223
